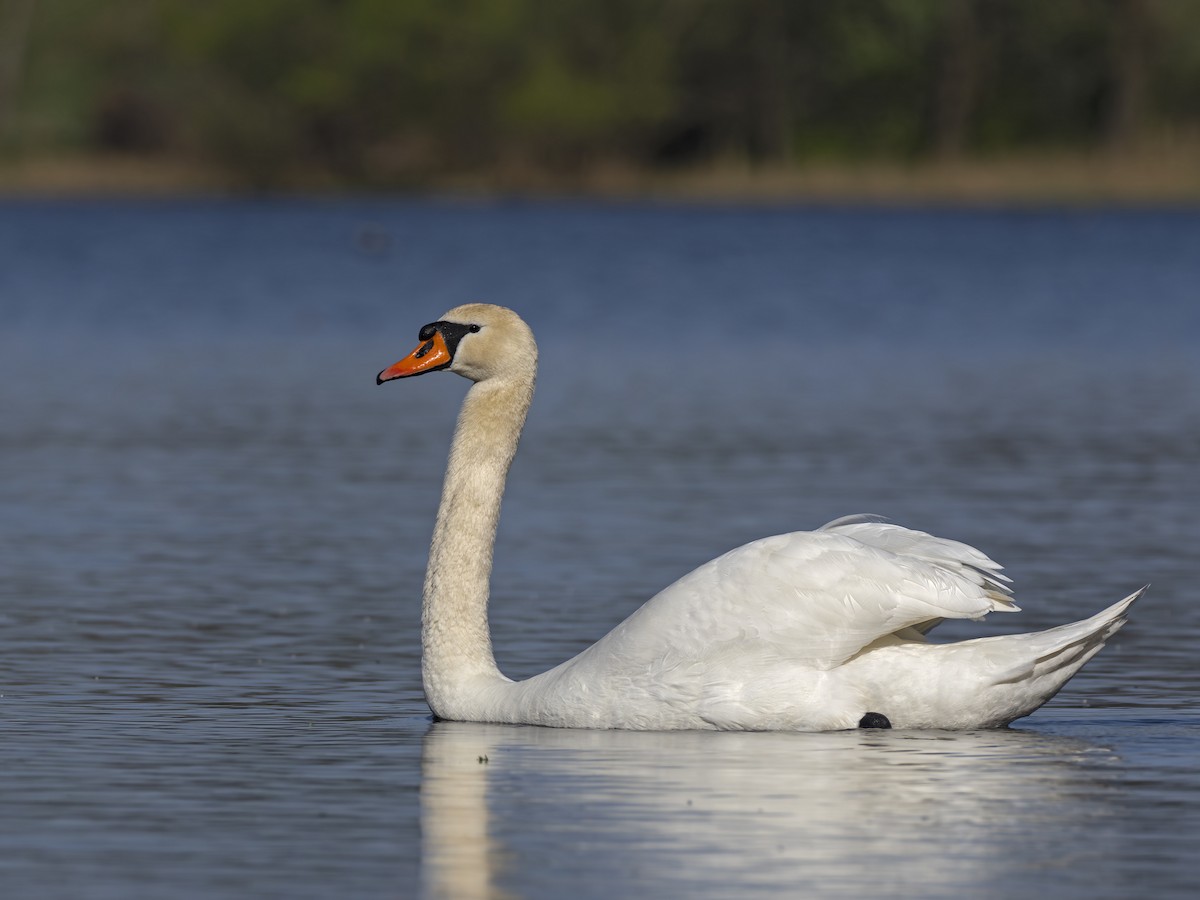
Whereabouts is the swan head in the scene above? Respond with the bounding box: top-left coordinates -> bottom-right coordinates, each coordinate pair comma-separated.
377,303 -> 536,385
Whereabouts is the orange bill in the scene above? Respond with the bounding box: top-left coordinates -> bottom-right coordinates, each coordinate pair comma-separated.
377,331 -> 452,383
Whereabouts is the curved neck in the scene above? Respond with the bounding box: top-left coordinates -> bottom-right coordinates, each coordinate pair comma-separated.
422,373 -> 534,718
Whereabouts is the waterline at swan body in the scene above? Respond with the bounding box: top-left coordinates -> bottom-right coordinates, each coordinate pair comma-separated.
378,303 -> 1142,731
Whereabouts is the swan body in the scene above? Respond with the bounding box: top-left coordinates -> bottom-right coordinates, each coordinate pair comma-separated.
379,303 -> 1141,731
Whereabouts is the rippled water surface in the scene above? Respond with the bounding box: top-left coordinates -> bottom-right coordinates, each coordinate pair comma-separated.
1,200 -> 1198,898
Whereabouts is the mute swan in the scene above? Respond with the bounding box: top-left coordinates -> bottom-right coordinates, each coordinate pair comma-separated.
379,303 -> 1142,731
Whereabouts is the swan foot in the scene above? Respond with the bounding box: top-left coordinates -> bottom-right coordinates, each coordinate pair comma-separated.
858,712 -> 892,729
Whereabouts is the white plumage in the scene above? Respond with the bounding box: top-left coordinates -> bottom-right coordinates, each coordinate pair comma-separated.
379,303 -> 1142,732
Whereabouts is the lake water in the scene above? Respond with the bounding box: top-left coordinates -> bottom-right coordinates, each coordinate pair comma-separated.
1,199 -> 1198,898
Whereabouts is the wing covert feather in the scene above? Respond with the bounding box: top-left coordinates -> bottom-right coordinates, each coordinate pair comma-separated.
602,524 -> 1016,671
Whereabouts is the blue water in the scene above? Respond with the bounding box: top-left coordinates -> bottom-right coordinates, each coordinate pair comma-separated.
1,199 -> 1198,898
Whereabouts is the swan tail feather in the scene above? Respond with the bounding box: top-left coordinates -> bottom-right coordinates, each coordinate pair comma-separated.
989,587 -> 1143,685
978,587 -> 1145,724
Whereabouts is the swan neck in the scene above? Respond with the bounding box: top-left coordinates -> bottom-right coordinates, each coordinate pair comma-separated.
422,374 -> 533,717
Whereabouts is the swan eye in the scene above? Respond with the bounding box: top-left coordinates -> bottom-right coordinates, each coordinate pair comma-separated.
468,324 -> 481,333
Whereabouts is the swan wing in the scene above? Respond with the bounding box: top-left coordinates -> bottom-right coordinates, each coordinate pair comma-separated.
817,515 -> 1011,595
818,516 -> 1014,636
599,521 -> 1016,673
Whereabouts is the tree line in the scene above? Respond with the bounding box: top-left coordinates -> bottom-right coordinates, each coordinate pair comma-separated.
2,0 -> 1197,187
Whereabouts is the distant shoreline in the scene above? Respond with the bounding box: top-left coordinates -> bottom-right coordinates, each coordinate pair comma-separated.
3,147 -> 1199,205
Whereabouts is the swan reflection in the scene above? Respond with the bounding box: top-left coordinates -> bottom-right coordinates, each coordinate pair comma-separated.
420,721 -> 1123,899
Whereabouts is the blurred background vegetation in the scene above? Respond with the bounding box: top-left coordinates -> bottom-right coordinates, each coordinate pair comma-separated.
1,0 -> 1198,197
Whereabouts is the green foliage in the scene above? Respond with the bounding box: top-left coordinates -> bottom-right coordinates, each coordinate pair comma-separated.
5,0 -> 1198,186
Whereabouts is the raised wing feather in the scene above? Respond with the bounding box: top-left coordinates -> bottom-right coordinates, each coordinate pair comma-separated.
818,516 -> 1016,636
819,515 -> 1014,601
595,521 -> 1017,673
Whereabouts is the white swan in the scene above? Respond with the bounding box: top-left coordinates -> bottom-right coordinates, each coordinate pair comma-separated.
379,303 -> 1142,731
